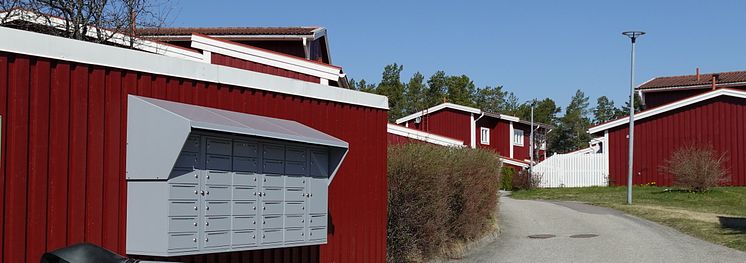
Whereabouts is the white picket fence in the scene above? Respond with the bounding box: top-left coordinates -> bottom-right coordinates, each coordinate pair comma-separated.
533,152 -> 608,188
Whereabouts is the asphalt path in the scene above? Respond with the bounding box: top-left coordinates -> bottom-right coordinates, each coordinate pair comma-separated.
450,193 -> 746,263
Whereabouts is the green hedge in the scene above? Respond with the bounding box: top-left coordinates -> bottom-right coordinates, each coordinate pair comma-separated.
387,143 -> 502,262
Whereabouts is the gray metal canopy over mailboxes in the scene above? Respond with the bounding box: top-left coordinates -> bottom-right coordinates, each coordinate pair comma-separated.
125,96 -> 348,256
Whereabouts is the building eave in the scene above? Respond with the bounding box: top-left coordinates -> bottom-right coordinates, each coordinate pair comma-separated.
588,88 -> 746,134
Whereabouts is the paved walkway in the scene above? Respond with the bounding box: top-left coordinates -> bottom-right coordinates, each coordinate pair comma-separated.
449,193 -> 746,263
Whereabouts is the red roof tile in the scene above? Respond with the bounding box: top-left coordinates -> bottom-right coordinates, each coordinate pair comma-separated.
638,70 -> 746,90
137,27 -> 320,36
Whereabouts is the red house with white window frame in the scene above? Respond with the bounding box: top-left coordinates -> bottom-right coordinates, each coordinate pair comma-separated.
0,9 -> 388,263
589,69 -> 746,186
394,103 -> 552,170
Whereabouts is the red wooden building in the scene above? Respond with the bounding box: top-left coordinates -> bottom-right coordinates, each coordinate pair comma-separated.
0,11 -> 389,263
394,103 -> 551,170
638,69 -> 746,108
589,87 -> 746,186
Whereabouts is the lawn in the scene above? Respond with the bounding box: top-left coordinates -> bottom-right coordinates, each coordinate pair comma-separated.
511,186 -> 746,251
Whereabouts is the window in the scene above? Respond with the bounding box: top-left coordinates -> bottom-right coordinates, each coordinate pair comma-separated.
513,129 -> 524,146
480,127 -> 490,145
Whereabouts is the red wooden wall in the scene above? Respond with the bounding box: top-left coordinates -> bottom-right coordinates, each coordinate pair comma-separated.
605,96 -> 746,186
511,123 -> 530,161
0,51 -> 388,263
211,53 -> 321,84
475,118 -> 509,156
643,86 -> 746,109
404,109 -> 472,145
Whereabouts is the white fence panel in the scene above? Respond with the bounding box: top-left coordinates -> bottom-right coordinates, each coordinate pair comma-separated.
534,153 -> 608,188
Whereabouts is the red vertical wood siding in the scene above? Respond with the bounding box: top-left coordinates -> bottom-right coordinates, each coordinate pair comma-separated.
642,86 -> 746,109
211,53 -> 321,84
404,109 -> 472,145
511,123 -> 530,161
0,51 -> 387,263
605,96 -> 746,186
475,118 -> 510,156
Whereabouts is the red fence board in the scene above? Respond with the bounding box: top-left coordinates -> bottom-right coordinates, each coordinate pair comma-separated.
0,51 -> 387,262
606,96 -> 746,186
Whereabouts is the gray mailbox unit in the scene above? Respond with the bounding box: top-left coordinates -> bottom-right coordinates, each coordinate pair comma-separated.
125,96 -> 347,256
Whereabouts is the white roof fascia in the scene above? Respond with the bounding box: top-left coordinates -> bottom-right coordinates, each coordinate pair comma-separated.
500,158 -> 529,168
588,88 -> 746,134
386,124 -> 465,147
1,9 -> 205,62
0,26 -> 389,110
498,114 -> 520,122
395,103 -> 481,124
310,27 -> 327,40
190,34 -> 342,82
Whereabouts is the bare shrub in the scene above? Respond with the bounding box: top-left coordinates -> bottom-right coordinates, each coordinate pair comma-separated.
660,143 -> 728,192
511,169 -> 542,190
387,144 -> 501,262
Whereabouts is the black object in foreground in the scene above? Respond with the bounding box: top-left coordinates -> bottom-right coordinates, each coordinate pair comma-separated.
40,243 -> 176,263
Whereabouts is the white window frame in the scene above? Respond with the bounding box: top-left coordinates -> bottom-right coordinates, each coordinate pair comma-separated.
513,129 -> 524,147
480,127 -> 490,145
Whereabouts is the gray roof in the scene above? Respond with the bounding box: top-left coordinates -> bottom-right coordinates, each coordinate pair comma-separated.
133,96 -> 348,148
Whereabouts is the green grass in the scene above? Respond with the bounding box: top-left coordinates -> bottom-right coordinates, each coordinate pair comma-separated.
511,186 -> 746,251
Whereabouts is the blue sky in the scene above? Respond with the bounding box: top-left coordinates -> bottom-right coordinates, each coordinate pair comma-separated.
170,0 -> 746,109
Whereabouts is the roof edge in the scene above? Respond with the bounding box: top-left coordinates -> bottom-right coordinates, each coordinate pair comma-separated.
0,26 -> 389,109
395,103 -> 481,124
588,88 -> 746,134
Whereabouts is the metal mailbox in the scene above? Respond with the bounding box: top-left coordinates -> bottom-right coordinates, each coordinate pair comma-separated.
126,96 -> 347,256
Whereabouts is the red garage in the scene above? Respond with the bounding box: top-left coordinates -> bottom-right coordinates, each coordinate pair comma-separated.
0,21 -> 388,263
589,88 -> 746,186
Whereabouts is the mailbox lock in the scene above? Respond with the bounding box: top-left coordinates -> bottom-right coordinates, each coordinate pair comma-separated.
193,222 -> 197,226
252,235 -> 256,238
205,206 -> 210,211
193,206 -> 198,211
205,222 -> 209,226
206,191 -> 209,195
253,206 -> 256,210
253,220 -> 256,224
206,175 -> 210,179
262,207 -> 266,210
301,219 -> 305,223
263,221 -> 266,225
194,174 -> 198,178
301,233 -> 304,236
200,190 -> 205,195
194,190 -> 198,195
262,234 -> 266,238
205,238 -> 209,242
192,238 -> 197,242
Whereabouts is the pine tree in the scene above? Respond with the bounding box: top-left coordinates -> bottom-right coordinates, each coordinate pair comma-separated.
425,71 -> 448,107
376,64 -> 406,122
404,72 -> 427,114
445,75 -> 476,106
593,96 -> 618,124
550,90 -> 592,153
472,85 -> 508,113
